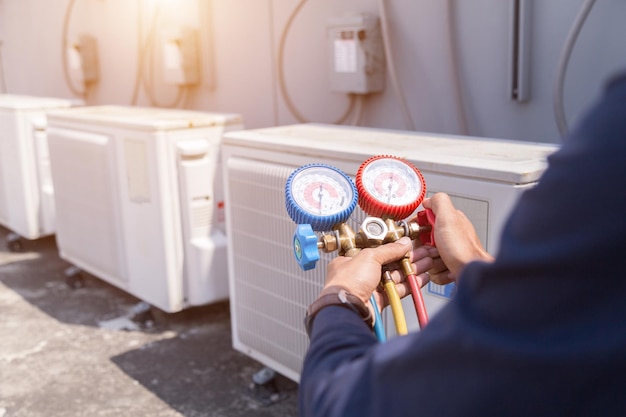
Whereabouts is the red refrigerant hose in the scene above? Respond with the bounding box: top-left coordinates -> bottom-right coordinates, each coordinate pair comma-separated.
406,273 -> 429,329
409,208 -> 437,329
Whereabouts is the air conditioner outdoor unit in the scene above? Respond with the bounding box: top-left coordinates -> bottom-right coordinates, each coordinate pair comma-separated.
46,106 -> 243,312
0,94 -> 76,247
221,123 -> 558,382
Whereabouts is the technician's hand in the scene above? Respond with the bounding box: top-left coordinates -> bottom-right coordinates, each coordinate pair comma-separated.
422,193 -> 494,283
320,237 -> 433,315
382,239 -> 438,304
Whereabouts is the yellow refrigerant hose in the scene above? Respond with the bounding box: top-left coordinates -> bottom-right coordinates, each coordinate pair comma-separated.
383,270 -> 408,335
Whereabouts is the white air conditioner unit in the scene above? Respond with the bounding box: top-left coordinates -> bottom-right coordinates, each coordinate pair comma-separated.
221,123 -> 558,382
0,94 -> 76,247
46,106 -> 243,312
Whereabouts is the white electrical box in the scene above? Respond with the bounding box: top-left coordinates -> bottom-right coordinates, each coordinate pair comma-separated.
327,14 -> 385,94
161,27 -> 199,86
46,106 -> 243,312
0,94 -> 75,242
222,123 -> 558,382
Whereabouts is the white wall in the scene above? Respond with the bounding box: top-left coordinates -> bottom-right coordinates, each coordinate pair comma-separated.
1,0 -> 625,143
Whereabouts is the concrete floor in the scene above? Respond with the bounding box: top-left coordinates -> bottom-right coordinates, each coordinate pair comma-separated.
0,226 -> 298,417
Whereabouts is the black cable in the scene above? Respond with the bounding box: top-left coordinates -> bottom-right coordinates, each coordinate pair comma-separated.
0,40 -> 7,93
376,0 -> 415,130
141,1 -> 183,108
277,0 -> 356,124
61,0 -> 85,98
130,0 -> 144,105
446,0 -> 469,135
553,0 -> 597,139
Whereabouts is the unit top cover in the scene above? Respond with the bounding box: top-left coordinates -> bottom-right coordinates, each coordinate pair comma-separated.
0,94 -> 76,110
47,105 -> 243,131
223,123 -> 559,184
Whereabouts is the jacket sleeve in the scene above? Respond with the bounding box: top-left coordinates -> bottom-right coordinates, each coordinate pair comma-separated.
298,306 -> 377,417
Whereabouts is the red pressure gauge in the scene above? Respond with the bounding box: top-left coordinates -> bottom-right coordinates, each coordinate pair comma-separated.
356,155 -> 426,219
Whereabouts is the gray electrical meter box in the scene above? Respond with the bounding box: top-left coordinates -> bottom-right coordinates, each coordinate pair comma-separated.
327,14 -> 385,94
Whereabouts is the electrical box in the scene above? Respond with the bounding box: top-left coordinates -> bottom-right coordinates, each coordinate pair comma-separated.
67,34 -> 99,88
46,106 -> 243,312
0,94 -> 75,241
221,123 -> 558,382
326,14 -> 385,94
161,27 -> 200,86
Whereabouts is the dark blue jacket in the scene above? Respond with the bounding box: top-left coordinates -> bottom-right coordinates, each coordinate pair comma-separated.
299,74 -> 626,417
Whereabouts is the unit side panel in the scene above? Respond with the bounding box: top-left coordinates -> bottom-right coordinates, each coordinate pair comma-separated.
15,110 -> 43,238
173,129 -> 230,307
114,130 -> 183,312
424,171 -> 533,254
47,127 -> 127,285
33,128 -> 56,236
115,124 -> 240,313
0,109 -> 39,238
156,124 -> 243,309
0,110 -> 13,225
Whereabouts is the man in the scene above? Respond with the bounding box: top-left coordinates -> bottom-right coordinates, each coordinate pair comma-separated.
299,73 -> 626,416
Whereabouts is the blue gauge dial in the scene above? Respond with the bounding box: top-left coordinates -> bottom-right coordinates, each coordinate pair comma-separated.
285,164 -> 357,231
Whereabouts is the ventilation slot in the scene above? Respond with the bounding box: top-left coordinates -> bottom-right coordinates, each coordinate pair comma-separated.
191,199 -> 212,229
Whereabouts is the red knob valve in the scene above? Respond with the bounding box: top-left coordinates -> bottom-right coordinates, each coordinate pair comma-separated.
417,209 -> 436,246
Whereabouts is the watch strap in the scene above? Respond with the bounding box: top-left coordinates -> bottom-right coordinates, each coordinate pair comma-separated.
304,289 -> 373,336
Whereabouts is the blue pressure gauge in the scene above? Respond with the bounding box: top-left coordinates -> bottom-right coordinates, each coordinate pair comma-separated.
285,164 -> 358,231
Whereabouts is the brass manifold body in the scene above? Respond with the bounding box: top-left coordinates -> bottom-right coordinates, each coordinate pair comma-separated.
317,217 -> 431,276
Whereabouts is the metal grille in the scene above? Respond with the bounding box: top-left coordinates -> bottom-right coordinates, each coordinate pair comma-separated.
226,157 -> 330,381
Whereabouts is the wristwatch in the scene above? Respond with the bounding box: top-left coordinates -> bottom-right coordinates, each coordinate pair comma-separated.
304,288 -> 374,337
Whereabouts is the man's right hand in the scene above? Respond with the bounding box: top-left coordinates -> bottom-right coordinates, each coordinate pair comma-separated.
422,193 -> 494,283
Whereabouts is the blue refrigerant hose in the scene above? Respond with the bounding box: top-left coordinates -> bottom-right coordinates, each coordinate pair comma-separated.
370,295 -> 386,342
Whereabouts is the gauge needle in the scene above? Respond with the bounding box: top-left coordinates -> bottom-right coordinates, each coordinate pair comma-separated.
387,173 -> 394,203
318,183 -> 324,214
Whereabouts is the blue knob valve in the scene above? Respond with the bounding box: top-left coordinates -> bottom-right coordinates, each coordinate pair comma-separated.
293,224 -> 320,271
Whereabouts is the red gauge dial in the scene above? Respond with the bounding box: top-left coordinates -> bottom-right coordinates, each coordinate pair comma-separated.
356,155 -> 426,219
